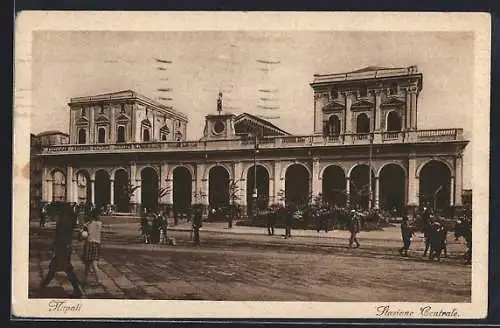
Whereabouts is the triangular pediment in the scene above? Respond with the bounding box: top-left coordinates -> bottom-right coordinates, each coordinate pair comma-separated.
322,101 -> 345,112
116,113 -> 130,123
381,97 -> 405,108
234,113 -> 289,136
76,116 -> 89,125
141,118 -> 152,127
95,115 -> 110,124
160,125 -> 170,134
351,100 -> 374,111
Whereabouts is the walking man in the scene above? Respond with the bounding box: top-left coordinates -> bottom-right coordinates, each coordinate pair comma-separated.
38,202 -> 83,298
39,203 -> 47,228
349,210 -> 361,248
283,204 -> 292,239
267,206 -> 276,235
192,205 -> 203,246
399,216 -> 415,256
422,206 -> 432,257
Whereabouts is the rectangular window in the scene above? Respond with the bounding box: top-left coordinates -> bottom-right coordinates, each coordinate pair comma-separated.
98,127 -> 106,143
390,83 -> 398,95
360,87 -> 368,97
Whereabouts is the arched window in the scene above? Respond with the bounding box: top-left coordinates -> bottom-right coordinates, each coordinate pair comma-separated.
160,125 -> 170,141
78,128 -> 86,144
328,115 -> 341,136
387,111 -> 402,132
117,126 -> 125,143
176,131 -> 182,141
98,127 -> 106,143
356,113 -> 370,134
143,129 -> 150,142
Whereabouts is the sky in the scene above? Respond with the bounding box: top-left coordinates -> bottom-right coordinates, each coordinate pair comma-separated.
31,31 -> 474,188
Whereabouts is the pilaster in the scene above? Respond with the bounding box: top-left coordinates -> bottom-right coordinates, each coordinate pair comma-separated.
407,156 -> 419,209
66,165 -> 73,203
311,157 -> 321,199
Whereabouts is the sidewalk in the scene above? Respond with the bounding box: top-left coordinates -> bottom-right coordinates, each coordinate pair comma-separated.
30,219 -> 408,242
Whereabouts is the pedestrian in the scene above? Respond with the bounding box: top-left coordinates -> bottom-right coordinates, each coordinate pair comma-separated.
267,206 -> 276,235
80,208 -> 103,285
158,210 -> 167,245
399,216 -> 415,256
227,206 -> 233,229
38,202 -> 83,298
349,210 -> 360,248
39,203 -> 47,228
140,209 -> 150,244
422,206 -> 432,257
192,205 -> 203,245
280,204 -> 291,239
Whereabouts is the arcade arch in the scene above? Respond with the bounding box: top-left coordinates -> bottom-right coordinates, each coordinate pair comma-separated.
321,165 -> 346,207
246,164 -> 270,216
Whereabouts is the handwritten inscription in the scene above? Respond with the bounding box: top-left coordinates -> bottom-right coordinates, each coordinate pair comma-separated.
376,305 -> 459,318
48,300 -> 82,313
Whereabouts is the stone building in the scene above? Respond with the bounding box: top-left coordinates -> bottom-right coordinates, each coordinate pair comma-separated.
37,66 -> 468,217
30,130 -> 69,219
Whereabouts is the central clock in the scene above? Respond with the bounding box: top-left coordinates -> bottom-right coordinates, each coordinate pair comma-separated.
213,119 -> 225,134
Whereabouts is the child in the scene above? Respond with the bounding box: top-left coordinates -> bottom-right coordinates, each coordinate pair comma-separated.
399,216 -> 415,256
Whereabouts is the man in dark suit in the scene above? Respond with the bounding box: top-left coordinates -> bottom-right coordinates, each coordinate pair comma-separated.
192,205 -> 203,246
38,202 -> 83,298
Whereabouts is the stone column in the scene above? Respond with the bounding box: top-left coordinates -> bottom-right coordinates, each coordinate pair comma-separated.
273,161 -> 283,204
450,176 -> 455,207
407,156 -> 419,215
66,165 -> 73,203
409,87 -> 418,130
311,158 -> 321,201
129,162 -> 136,210
455,156 -> 463,207
166,178 -> 173,204
268,178 -> 274,206
344,92 -> 353,133
314,93 -> 327,134
374,177 -> 380,209
110,104 -> 116,143
345,177 -> 350,207
45,178 -> 53,203
90,179 -> 95,205
374,91 -> 382,131
89,106 -> 95,143
135,178 -> 142,209
110,179 -> 114,205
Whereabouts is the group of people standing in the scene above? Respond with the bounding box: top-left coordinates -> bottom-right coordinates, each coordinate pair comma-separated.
38,202 -> 104,298
265,204 -> 362,247
399,206 -> 472,264
140,209 -> 168,244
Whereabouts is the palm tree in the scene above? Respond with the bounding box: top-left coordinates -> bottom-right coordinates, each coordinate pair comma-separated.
228,179 -> 242,220
122,183 -> 140,213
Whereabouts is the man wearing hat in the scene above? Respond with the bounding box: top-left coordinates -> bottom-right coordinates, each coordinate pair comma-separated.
348,209 -> 360,248
38,202 -> 83,298
399,216 -> 415,256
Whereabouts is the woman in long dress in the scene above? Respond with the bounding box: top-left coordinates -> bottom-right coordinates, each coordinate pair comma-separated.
81,210 -> 103,285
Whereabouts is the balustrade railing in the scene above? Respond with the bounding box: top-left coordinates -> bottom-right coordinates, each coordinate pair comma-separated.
42,128 -> 464,154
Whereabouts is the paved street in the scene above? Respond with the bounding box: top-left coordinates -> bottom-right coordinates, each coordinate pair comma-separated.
29,221 -> 471,302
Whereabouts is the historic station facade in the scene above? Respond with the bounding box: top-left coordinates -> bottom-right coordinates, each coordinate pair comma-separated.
37,66 -> 468,217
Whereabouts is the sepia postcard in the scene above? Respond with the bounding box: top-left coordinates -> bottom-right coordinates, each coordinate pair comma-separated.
12,11 -> 490,320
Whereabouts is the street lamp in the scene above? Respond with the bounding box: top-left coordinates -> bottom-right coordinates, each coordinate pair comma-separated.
368,132 -> 374,210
